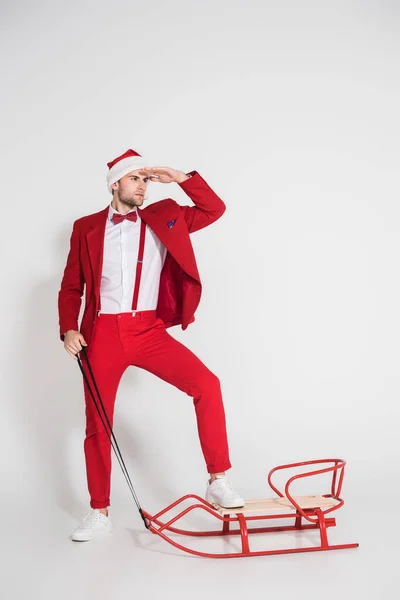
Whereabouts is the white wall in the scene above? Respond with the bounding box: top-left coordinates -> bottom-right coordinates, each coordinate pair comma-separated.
1,0 -> 399,532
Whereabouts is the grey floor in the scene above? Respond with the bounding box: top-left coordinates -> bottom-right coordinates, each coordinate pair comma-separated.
4,482 -> 396,600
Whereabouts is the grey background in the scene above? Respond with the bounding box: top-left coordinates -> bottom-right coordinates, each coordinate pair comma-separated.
1,0 -> 399,598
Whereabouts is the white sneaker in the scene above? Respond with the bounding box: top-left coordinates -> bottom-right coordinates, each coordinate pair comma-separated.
205,475 -> 245,509
70,508 -> 113,542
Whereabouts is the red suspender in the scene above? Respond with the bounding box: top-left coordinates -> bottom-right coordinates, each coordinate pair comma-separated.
131,218 -> 147,312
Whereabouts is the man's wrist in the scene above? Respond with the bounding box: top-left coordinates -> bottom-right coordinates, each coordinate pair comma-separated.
175,171 -> 192,184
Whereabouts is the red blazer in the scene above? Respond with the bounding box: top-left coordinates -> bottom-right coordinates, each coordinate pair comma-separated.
58,170 -> 226,344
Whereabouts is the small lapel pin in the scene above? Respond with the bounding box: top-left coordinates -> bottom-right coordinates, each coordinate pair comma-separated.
167,219 -> 176,229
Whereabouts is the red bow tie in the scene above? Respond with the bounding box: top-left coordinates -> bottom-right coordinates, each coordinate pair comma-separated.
112,211 -> 138,225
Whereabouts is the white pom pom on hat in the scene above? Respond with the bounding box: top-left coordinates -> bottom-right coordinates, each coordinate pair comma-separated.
106,148 -> 150,193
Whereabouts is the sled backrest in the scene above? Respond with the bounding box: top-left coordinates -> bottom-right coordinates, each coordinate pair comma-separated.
267,458 -> 346,523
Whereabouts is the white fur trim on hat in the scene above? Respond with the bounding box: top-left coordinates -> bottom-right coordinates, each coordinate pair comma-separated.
106,156 -> 150,193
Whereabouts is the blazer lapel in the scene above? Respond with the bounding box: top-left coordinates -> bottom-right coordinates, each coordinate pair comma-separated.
85,207 -> 108,306
138,207 -> 201,283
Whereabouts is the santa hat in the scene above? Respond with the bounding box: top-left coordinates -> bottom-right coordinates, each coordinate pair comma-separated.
106,149 -> 150,193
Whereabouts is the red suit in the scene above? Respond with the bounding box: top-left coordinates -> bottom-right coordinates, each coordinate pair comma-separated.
58,171 -> 232,508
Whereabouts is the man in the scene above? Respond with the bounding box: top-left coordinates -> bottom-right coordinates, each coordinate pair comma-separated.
58,148 -> 244,542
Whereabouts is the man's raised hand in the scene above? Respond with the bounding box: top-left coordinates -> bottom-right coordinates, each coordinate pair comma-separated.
140,167 -> 189,184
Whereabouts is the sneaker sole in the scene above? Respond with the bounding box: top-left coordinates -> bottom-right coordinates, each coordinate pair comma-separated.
70,528 -> 113,542
205,496 -> 245,510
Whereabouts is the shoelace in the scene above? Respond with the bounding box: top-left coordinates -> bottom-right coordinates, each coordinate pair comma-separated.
212,478 -> 235,494
82,510 -> 104,528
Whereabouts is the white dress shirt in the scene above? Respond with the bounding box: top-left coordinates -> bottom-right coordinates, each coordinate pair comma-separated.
99,203 -> 167,313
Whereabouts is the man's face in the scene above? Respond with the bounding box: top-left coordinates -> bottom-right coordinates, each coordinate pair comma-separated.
113,169 -> 150,208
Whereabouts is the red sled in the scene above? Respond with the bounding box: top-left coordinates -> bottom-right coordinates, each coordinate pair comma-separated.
141,458 -> 359,559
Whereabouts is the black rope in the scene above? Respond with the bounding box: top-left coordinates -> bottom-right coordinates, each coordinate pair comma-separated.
76,346 -> 150,530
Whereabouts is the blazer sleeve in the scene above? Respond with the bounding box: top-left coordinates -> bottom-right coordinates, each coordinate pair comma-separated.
177,170 -> 226,233
58,219 -> 85,341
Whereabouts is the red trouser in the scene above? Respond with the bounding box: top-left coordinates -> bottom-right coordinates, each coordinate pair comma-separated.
82,310 -> 232,508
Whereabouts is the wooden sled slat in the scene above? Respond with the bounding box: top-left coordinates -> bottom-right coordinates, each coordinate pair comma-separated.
214,494 -> 337,516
